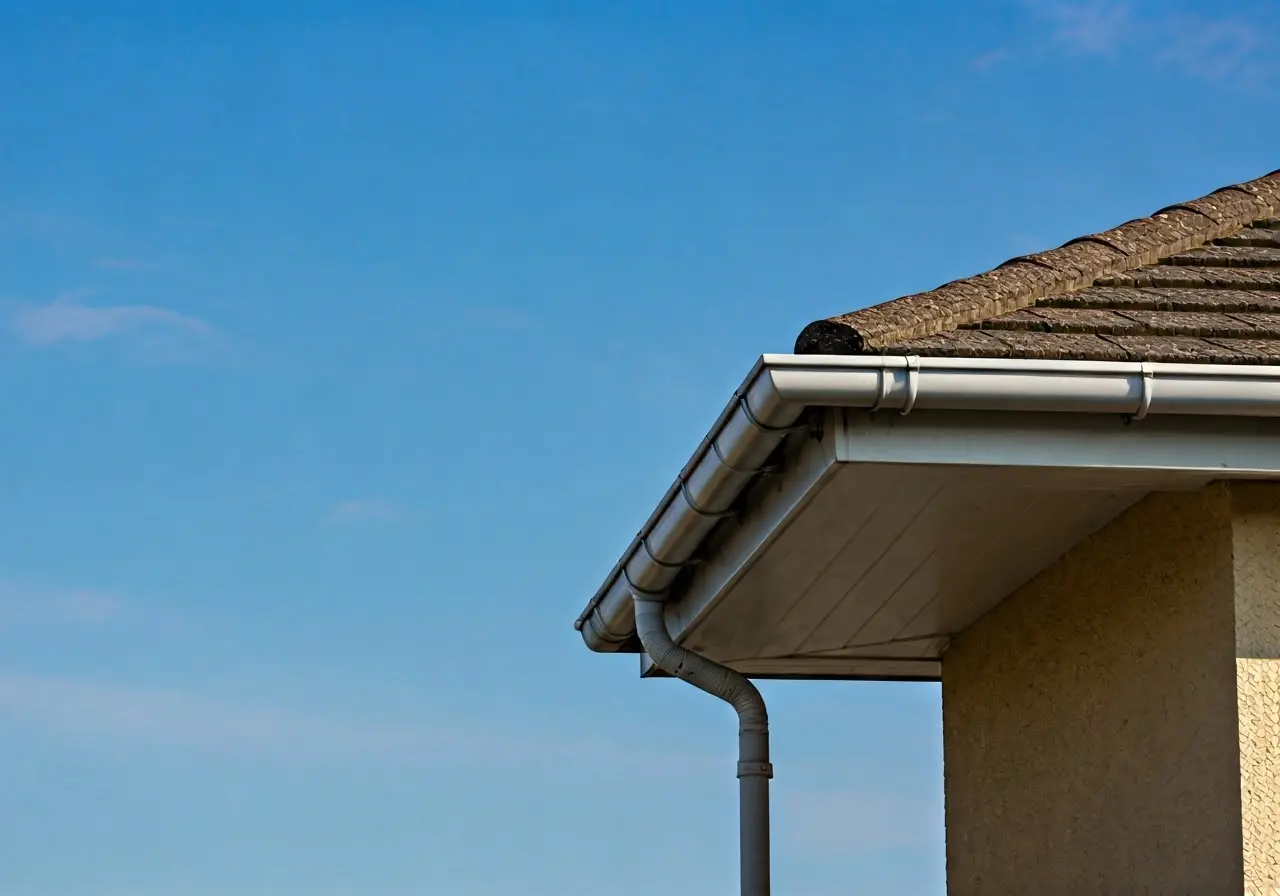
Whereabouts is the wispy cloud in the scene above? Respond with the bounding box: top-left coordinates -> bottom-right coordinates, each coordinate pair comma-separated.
0,671 -> 460,761
1022,2 -> 1275,82
0,584 -> 121,629
9,293 -> 211,348
779,788 -> 942,857
0,669 -> 713,773
321,499 -> 411,528
970,48 -> 1014,72
1031,0 -> 1133,56
1155,14 -> 1269,82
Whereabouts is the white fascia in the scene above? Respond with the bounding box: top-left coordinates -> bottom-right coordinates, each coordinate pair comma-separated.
575,355 -> 1280,653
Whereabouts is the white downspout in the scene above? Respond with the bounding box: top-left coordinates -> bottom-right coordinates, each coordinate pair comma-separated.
634,596 -> 772,896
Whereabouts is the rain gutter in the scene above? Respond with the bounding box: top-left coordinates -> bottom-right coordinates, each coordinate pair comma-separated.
575,355 -> 1280,652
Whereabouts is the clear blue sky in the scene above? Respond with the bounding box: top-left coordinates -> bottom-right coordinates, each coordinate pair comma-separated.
0,1 -> 1276,893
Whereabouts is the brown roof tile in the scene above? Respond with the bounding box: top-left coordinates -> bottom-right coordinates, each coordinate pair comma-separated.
1217,226 -> 1280,247
1204,337 -> 1280,361
796,169 -> 1280,364
1164,246 -> 1280,267
1041,287 -> 1280,313
1100,266 -> 1280,290
1102,334 -> 1252,364
891,330 -> 1133,361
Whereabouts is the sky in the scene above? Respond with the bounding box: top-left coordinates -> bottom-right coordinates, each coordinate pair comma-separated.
0,1 -> 1277,893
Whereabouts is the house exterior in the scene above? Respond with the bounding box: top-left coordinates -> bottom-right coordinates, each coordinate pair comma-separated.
573,169 -> 1280,895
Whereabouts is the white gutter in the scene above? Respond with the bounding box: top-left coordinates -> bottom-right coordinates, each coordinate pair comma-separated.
576,355 -> 1280,652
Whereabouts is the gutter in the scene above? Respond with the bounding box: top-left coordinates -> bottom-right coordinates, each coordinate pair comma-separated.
576,355 -> 1280,652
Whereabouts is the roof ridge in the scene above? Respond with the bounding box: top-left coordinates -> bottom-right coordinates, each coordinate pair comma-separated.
795,169 -> 1280,354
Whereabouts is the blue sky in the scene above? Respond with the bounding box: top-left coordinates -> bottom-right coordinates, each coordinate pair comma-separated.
0,1 -> 1277,893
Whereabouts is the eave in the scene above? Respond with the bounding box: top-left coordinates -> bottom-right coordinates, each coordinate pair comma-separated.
575,356 -> 1280,678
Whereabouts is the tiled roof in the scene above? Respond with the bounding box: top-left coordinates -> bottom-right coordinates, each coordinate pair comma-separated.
795,170 -> 1280,364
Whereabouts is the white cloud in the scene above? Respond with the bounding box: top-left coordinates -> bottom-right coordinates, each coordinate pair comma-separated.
321,499 -> 410,527
0,584 -> 121,629
9,294 -> 210,347
1032,0 -> 1133,56
1022,2 -> 1274,82
1155,15 -> 1268,82
0,669 -> 714,773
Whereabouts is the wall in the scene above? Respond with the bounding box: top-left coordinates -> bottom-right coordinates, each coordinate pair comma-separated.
1234,483 -> 1280,894
941,485 -> 1259,894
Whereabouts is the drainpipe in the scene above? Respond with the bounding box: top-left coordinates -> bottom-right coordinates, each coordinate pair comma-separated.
634,595 -> 772,896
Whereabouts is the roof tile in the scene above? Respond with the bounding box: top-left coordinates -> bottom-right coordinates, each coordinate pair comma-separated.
1164,246 -> 1280,267
796,169 -> 1280,364
891,330 -> 1133,361
1101,266 -> 1280,290
1101,334 -> 1251,364
1203,337 -> 1280,361
1216,226 -> 1280,247
1041,287 -> 1280,313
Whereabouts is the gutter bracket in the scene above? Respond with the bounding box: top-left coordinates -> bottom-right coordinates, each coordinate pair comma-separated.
621,567 -> 668,601
738,394 -> 808,435
641,536 -> 700,570
1132,362 -> 1156,420
901,356 -> 921,416
680,479 -> 737,520
713,439 -> 777,476
870,364 -> 891,411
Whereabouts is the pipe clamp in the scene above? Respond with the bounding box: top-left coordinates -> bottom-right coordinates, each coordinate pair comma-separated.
737,761 -> 775,779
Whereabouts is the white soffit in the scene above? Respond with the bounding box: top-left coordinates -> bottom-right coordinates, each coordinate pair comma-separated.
655,409 -> 1280,681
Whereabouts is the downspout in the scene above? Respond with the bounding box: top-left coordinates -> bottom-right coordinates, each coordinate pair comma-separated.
634,596 -> 772,896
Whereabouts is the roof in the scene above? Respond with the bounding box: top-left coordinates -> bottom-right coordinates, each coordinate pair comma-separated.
795,169 -> 1280,364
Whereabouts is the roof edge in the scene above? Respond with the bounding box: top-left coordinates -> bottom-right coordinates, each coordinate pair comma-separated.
795,169 -> 1280,355
576,354 -> 1280,653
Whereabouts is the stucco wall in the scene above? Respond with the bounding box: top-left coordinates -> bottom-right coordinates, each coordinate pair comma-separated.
942,486 -> 1250,894
1233,483 -> 1280,895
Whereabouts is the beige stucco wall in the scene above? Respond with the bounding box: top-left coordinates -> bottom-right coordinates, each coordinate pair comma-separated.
1234,484 -> 1280,894
942,483 -> 1280,895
